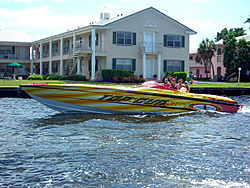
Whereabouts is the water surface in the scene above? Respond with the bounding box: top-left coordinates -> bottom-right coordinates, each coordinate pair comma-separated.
0,96 -> 249,187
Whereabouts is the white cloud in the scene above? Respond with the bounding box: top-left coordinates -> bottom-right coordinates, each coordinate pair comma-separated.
0,0 -> 70,2
0,5 -> 99,40
169,0 -> 210,3
185,20 -> 213,30
96,3 -> 115,9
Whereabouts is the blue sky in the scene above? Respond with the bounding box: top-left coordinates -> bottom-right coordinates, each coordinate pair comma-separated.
0,0 -> 249,50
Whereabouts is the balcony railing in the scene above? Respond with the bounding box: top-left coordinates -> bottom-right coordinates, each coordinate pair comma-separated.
74,40 -> 107,53
139,42 -> 163,54
0,53 -> 19,59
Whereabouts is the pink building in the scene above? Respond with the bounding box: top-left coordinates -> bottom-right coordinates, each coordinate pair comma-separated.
189,34 -> 250,81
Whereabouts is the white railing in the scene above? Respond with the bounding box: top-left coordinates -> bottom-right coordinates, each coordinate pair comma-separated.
139,42 -> 163,54
74,40 -> 107,52
0,53 -> 20,59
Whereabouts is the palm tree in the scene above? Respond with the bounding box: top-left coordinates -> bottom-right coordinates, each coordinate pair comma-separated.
195,54 -> 209,80
196,38 -> 217,80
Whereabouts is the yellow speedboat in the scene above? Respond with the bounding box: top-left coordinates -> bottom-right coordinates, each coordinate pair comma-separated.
20,82 -> 242,114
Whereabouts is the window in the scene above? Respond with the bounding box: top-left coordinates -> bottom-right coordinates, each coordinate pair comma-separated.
167,35 -> 180,47
163,60 -> 184,72
164,35 -> 185,48
113,32 -> 136,45
145,20 -> 156,27
217,48 -> 222,62
112,58 -> 136,71
0,46 -> 12,54
117,59 -> 132,70
52,63 -> 58,73
117,32 -> 132,45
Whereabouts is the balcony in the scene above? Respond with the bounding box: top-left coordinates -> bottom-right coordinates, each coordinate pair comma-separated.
74,40 -> 107,53
0,53 -> 19,59
139,42 -> 163,54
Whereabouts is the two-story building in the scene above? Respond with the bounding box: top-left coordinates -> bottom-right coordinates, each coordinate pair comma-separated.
0,30 -> 31,78
31,6 -> 196,80
189,34 -> 250,81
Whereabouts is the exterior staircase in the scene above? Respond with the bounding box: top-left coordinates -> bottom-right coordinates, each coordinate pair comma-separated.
64,50 -> 80,75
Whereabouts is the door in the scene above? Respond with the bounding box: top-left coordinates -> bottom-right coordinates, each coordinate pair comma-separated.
144,33 -> 155,53
101,33 -> 105,51
19,47 -> 25,59
146,58 -> 154,78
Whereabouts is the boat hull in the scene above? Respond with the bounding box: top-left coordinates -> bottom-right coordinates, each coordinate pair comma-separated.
20,84 -> 242,114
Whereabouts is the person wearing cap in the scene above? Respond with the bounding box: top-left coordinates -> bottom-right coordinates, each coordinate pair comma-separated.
184,81 -> 190,93
170,78 -> 177,89
177,79 -> 183,90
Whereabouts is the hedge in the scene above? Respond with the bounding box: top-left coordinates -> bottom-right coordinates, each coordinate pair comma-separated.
102,69 -> 134,82
163,71 -> 187,82
27,74 -> 44,80
27,74 -> 87,81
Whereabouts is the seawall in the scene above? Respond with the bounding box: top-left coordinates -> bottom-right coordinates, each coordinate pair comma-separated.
0,87 -> 250,98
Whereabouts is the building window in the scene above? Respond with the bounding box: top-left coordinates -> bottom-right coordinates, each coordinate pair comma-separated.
112,58 -> 136,71
145,20 -> 156,27
163,60 -> 184,72
117,59 -> 132,70
0,46 -> 12,54
167,35 -> 181,47
217,48 -> 222,62
117,32 -> 132,45
189,56 -> 193,60
52,63 -> 58,73
164,35 -> 185,48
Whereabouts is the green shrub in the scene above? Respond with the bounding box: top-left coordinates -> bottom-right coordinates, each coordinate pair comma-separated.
46,75 -> 62,80
66,75 -> 86,81
164,71 -> 187,82
123,76 -> 145,83
59,76 -> 68,80
102,69 -> 132,82
27,74 -> 44,80
43,74 -> 53,80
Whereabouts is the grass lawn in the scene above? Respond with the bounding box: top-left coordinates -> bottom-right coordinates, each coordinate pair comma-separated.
0,79 -> 129,87
0,79 -> 250,88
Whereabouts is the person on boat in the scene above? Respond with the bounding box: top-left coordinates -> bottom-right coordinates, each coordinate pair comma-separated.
184,81 -> 190,93
170,78 -> 177,89
164,77 -> 170,87
177,79 -> 184,90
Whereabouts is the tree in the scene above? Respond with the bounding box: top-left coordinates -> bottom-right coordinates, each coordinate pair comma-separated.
222,32 -> 238,79
195,55 -> 209,80
223,32 -> 250,81
238,38 -> 250,81
196,38 -> 217,80
215,27 -> 246,42
245,15 -> 250,29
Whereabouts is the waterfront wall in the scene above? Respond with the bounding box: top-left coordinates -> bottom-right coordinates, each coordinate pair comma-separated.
0,87 -> 250,98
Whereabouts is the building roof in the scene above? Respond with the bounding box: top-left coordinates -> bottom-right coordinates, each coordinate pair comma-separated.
0,30 -> 32,43
215,34 -> 250,45
95,7 -> 197,34
33,6 -> 197,44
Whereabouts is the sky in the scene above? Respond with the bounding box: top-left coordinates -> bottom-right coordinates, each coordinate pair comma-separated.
0,0 -> 249,51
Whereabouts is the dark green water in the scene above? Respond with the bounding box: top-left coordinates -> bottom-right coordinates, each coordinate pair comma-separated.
0,96 -> 249,187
